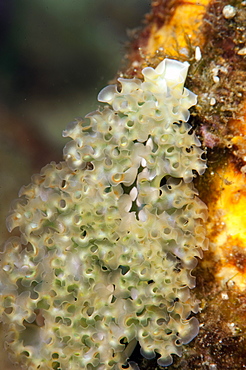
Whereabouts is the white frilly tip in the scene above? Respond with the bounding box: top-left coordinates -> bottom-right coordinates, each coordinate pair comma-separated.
142,58 -> 190,85
98,85 -> 117,103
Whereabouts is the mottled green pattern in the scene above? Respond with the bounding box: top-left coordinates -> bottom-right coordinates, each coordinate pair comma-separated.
0,59 -> 207,369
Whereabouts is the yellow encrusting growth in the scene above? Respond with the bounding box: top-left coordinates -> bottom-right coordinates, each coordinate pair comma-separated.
146,0 -> 209,58
207,161 -> 246,291
0,59 -> 207,369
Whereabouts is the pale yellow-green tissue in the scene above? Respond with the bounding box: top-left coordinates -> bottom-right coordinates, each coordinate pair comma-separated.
0,59 -> 207,369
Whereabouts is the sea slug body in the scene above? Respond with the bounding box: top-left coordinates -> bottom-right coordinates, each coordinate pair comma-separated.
0,58 -> 207,369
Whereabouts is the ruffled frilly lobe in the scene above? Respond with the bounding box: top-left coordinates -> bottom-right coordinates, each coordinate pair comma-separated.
0,59 -> 207,369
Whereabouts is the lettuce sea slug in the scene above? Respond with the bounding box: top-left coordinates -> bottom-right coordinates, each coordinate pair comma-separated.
0,58 -> 207,369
